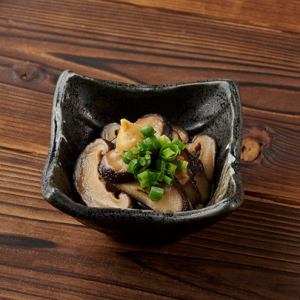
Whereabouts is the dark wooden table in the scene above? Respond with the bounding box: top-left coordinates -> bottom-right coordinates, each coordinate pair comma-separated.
1,1 -> 300,299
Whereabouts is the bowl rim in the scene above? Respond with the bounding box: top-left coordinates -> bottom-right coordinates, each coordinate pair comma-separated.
42,70 -> 243,223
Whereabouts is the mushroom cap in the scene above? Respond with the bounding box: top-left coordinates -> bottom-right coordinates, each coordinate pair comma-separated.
99,149 -> 133,183
135,114 -> 172,137
101,122 -> 120,143
171,125 -> 189,144
187,134 -> 216,181
74,138 -> 132,209
115,181 -> 190,213
182,180 -> 201,207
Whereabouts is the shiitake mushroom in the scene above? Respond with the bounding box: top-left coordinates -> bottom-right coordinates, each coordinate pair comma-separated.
135,114 -> 172,137
74,139 -> 132,209
101,122 -> 120,143
76,117 -> 217,212
115,181 -> 191,213
187,134 -> 216,182
171,125 -> 189,144
99,149 -> 133,183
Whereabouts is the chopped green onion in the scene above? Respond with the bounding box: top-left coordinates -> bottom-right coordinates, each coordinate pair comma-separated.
149,171 -> 160,185
127,159 -> 139,174
177,160 -> 188,171
167,162 -> 177,177
161,147 -> 175,158
137,170 -> 150,188
158,135 -> 171,147
163,175 -> 173,185
132,147 -> 140,155
140,137 -> 155,151
122,125 -> 188,201
140,125 -> 155,137
149,186 -> 164,201
156,158 -> 166,170
139,157 -> 147,166
122,151 -> 134,163
160,146 -> 178,161
158,171 -> 165,181
172,139 -> 186,150
151,137 -> 161,150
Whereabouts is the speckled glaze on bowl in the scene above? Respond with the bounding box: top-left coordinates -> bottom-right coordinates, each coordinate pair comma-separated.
42,70 -> 243,242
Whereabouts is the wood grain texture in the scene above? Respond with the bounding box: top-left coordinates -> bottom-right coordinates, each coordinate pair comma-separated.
0,0 -> 300,299
112,0 -> 300,34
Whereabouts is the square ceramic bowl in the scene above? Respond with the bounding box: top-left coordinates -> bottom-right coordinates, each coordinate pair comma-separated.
42,70 -> 243,242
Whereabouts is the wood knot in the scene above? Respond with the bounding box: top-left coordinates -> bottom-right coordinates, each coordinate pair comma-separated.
13,62 -> 44,82
241,138 -> 260,162
241,126 -> 272,162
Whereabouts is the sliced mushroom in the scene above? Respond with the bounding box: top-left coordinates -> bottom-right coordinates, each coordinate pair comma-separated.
171,125 -> 189,143
99,149 -> 133,183
187,134 -> 216,181
182,148 -> 211,205
182,180 -> 201,207
74,138 -> 132,209
176,150 -> 203,208
135,114 -> 172,137
101,123 -> 120,143
191,172 -> 211,204
115,182 -> 190,212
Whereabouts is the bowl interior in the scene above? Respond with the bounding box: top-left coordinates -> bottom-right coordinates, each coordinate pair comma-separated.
43,71 -> 242,223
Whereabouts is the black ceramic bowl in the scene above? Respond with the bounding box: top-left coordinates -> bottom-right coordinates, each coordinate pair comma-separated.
42,70 -> 243,242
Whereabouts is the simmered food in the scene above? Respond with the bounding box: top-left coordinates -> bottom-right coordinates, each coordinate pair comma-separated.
74,114 -> 216,212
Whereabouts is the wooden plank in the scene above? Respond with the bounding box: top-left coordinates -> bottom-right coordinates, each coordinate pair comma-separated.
1,199 -> 300,300
0,1 -> 300,96
0,83 -> 51,155
111,0 -> 300,34
0,1 -> 300,125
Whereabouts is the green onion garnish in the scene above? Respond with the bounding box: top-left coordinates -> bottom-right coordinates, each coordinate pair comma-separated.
172,139 -> 186,151
161,147 -> 175,160
122,151 -> 134,163
137,170 -> 150,189
127,159 -> 139,174
163,175 -> 173,185
158,135 -> 171,147
177,160 -> 188,171
139,157 -> 147,166
149,186 -> 164,201
140,125 -> 156,137
122,125 -> 188,201
167,162 -> 177,177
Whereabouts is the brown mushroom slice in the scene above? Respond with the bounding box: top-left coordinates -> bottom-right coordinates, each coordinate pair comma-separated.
115,182 -> 190,212
101,123 -> 120,143
176,170 -> 201,208
99,149 -> 133,183
187,134 -> 216,181
74,138 -> 132,209
183,148 -> 211,204
135,114 -> 171,137
182,180 -> 201,207
171,125 -> 189,143
175,150 -> 202,207
191,172 -> 211,204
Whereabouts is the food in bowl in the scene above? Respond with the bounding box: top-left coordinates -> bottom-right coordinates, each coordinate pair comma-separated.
74,114 -> 216,213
